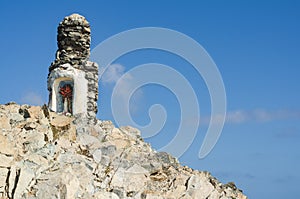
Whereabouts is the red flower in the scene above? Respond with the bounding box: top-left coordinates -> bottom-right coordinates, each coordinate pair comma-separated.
59,84 -> 73,99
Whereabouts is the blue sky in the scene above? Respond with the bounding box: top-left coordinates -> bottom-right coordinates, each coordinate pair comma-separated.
1,1 -> 300,198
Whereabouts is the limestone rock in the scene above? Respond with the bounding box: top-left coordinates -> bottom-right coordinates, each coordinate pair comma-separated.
0,134 -> 15,155
0,103 -> 248,199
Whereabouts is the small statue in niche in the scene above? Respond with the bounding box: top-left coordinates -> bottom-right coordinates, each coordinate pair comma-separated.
59,84 -> 73,114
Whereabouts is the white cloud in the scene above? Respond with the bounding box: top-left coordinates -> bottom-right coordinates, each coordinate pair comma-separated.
225,110 -> 249,123
99,64 -> 143,113
100,64 -> 125,84
194,109 -> 300,125
115,73 -> 143,113
100,65 -> 300,124
20,91 -> 45,106
223,109 -> 300,124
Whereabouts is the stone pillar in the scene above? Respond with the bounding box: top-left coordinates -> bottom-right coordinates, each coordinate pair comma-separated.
47,14 -> 98,124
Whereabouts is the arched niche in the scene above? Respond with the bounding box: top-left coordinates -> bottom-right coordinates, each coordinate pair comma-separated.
53,77 -> 74,114
48,64 -> 88,116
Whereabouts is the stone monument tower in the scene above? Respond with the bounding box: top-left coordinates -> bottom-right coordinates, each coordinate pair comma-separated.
47,14 -> 98,123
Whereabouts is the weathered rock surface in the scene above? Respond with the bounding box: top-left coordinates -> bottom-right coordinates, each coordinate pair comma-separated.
51,13 -> 91,68
0,103 -> 247,199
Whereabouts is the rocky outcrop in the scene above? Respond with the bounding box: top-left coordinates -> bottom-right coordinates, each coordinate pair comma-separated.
0,103 -> 247,199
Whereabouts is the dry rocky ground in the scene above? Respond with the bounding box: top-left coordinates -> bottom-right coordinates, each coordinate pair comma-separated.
0,103 -> 247,199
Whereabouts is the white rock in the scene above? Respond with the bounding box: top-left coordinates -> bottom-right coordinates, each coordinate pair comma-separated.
93,191 -> 120,199
14,167 -> 35,199
0,116 -> 10,130
0,154 -> 13,167
78,133 -> 101,150
60,170 -> 80,199
111,164 -> 149,192
186,175 -> 214,199
0,168 -> 8,192
92,149 -> 102,163
0,134 -> 15,155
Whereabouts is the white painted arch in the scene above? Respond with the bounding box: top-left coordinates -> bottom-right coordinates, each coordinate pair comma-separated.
48,64 -> 88,116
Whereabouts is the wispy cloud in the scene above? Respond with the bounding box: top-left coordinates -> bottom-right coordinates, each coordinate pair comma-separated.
99,65 -> 300,124
100,64 -> 125,84
99,64 -> 143,113
20,91 -> 45,106
196,109 -> 300,125
225,109 -> 300,124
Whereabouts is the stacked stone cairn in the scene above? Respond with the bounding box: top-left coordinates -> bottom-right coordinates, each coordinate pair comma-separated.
48,14 -> 98,123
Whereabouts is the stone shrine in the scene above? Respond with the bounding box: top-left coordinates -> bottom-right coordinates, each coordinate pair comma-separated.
47,14 -> 98,123
0,13 -> 248,199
